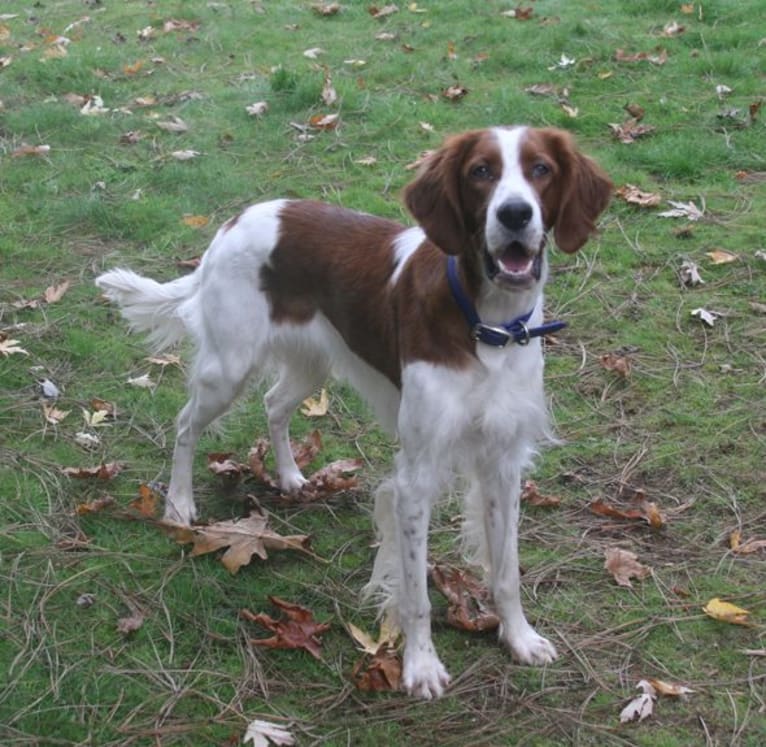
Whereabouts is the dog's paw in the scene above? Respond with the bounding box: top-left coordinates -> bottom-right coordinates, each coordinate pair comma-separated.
402,646 -> 451,699
163,497 -> 197,526
278,470 -> 309,494
502,624 -> 558,666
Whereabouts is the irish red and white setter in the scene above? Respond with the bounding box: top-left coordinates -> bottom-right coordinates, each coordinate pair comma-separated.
97,126 -> 611,698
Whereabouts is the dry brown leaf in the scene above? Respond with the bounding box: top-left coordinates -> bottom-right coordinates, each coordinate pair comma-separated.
520,479 -> 561,507
732,537 -> 766,554
75,495 -> 116,515
308,112 -> 340,130
604,547 -> 651,588
0,334 -> 29,356
600,352 -> 632,378
163,510 -> 311,573
117,611 -> 145,634
207,452 -> 247,479
589,496 -> 664,529
43,403 -> 70,424
129,483 -> 161,518
321,75 -> 338,107
646,678 -> 694,697
44,280 -> 71,303
163,19 -> 200,33
11,144 -> 50,158
63,462 -> 125,480
241,596 -> 331,659
300,458 -> 362,498
369,4 -> 399,19
300,389 -> 329,417
443,84 -> 468,101
614,48 -> 668,65
431,564 -> 500,632
156,115 -> 189,133
620,681 -> 656,723
609,118 -> 656,144
615,184 -> 661,208
661,21 -> 685,37
705,249 -> 738,265
352,645 -> 402,691
181,214 -> 209,228
291,431 -> 322,470
313,2 -> 341,15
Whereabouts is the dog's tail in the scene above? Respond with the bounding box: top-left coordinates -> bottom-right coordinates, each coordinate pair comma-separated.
95,268 -> 200,351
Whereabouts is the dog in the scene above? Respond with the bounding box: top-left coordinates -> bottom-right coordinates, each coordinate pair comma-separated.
96,125 -> 611,699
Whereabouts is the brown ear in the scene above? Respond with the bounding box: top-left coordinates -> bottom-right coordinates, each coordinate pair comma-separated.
403,133 -> 479,255
548,131 -> 612,254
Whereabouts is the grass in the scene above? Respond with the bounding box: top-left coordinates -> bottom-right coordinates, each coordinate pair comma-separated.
1,0 -> 765,745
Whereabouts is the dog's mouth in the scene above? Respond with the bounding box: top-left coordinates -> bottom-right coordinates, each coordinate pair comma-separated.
483,240 -> 544,287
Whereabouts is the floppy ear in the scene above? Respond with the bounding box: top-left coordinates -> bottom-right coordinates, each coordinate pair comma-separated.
403,133 -> 479,255
547,130 -> 612,254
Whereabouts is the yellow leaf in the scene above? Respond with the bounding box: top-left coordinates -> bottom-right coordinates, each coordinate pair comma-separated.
705,249 -> 738,264
181,214 -> 209,228
729,529 -> 741,550
44,280 -> 70,303
300,389 -> 329,417
703,597 -> 751,625
646,678 -> 694,697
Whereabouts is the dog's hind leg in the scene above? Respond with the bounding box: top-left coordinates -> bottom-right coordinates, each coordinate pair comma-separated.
264,354 -> 329,493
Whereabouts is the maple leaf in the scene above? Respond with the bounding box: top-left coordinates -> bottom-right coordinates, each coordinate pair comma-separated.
243,719 -> 295,747
348,615 -> 402,691
299,458 -> 363,499
300,389 -> 329,417
248,438 -> 277,486
163,510 -> 311,573
520,479 -> 561,507
620,681 -> 656,723
431,564 -> 500,632
703,598 -> 751,625
241,596 -> 331,660
604,547 -> 651,588
615,184 -> 662,208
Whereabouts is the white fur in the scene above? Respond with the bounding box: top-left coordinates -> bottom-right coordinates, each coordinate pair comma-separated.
96,135 -> 562,700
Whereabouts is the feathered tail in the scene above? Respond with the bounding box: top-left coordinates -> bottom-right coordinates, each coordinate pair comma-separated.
95,268 -> 200,351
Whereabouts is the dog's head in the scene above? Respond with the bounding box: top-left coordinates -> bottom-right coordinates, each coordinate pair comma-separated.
404,126 -> 612,289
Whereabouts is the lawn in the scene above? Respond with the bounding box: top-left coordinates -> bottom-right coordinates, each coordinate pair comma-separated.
1,1 -> 764,745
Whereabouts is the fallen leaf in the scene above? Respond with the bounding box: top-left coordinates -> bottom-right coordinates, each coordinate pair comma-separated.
63,463 -> 125,480
646,678 -> 694,697
732,537 -> 766,554
303,47 -> 324,59
312,2 -> 341,16
291,431 -> 322,470
76,592 -> 97,608
369,4 -> 399,19
614,48 -> 668,65
615,184 -> 662,208
170,149 -> 200,161
11,144 -> 50,158
520,479 -> 561,507
354,156 -> 378,166
247,439 -> 276,485
661,21 -> 685,37
679,260 -> 705,287
80,95 -> 109,116
164,510 -> 311,573
308,112 -> 340,130
300,458 -> 363,498
241,596 -> 331,659
348,614 -> 400,654
75,495 -> 116,514
0,335 -> 29,356
43,404 -> 70,424
658,200 -> 704,221
703,597 -> 751,625
609,118 -> 656,144
130,483 -> 161,517
604,547 -> 651,588
443,84 -> 468,101
548,53 -> 576,70
145,353 -> 181,367
207,452 -> 246,479
600,352 -> 632,378
246,101 -> 269,117
716,84 -> 733,99
430,564 -> 500,632
156,115 -> 189,133
321,74 -> 338,107
352,644 -> 402,691
117,611 -> 144,634
620,680 -> 656,723
127,373 -> 155,388
163,19 -> 201,34
560,103 -> 579,118
181,214 -> 209,228
690,307 -> 719,327
243,719 -> 296,747
501,6 -> 534,20
44,280 -> 71,303
122,60 -> 143,76
300,389 -> 329,417
705,249 -> 738,265
624,103 -> 646,120
589,496 -> 664,529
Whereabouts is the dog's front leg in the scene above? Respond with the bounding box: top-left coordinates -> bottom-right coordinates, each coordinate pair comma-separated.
394,455 -> 451,699
480,465 -> 557,666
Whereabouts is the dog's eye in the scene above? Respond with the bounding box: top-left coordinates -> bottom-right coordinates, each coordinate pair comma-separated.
532,162 -> 551,178
471,164 -> 493,180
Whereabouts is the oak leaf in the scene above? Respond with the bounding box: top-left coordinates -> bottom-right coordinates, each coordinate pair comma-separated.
163,510 -> 311,573
431,564 -> 500,631
241,596 -> 331,659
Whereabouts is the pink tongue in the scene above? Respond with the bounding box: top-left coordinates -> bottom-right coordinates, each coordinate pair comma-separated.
499,247 -> 531,273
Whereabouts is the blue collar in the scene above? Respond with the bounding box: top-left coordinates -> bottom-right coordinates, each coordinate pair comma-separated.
446,256 -> 567,347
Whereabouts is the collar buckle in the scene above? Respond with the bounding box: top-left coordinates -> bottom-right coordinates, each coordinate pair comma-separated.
516,322 -> 531,346
471,323 -> 512,348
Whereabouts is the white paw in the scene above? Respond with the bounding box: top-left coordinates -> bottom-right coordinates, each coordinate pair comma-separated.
279,471 -> 308,494
402,646 -> 451,699
502,624 -> 558,666
164,497 -> 197,526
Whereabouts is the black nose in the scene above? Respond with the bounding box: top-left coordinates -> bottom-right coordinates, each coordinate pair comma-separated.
497,199 -> 533,231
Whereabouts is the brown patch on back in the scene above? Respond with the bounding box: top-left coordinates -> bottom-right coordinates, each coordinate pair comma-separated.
222,211 -> 243,233
261,201 -> 405,386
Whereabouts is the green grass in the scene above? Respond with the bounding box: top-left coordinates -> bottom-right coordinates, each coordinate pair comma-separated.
1,1 -> 765,745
